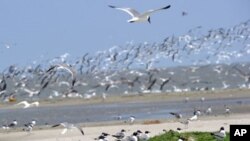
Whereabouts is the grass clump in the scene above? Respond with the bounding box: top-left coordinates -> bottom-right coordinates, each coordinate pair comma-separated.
149,130 -> 229,141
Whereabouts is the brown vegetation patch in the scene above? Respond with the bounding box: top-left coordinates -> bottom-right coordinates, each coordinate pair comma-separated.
143,120 -> 161,125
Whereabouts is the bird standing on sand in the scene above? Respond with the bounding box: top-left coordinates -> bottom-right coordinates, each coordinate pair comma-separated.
188,113 -> 198,121
126,132 -> 138,141
140,131 -> 151,141
112,129 -> 126,140
211,127 -> 226,140
205,106 -> 212,115
23,120 -> 36,132
109,5 -> 171,23
4,120 -> 18,130
126,116 -> 135,125
224,105 -> 231,116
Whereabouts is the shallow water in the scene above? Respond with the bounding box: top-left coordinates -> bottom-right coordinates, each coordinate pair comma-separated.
1,96 -> 250,127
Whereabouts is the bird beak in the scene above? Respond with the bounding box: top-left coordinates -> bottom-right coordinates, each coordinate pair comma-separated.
148,17 -> 151,24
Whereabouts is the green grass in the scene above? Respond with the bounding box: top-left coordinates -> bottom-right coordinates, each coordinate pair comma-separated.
149,130 -> 230,141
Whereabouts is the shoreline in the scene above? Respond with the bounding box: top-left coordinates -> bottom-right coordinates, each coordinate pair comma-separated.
1,113 -> 250,141
1,88 -> 250,140
1,88 -> 250,109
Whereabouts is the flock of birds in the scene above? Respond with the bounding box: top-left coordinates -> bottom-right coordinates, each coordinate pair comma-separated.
0,19 -> 249,102
0,12 -> 249,140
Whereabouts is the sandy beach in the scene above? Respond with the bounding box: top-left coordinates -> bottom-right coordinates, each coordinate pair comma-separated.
0,113 -> 249,141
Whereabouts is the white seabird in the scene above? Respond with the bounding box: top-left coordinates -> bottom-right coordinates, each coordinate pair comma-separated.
109,5 -> 171,23
126,132 -> 138,141
205,106 -> 212,115
211,127 -> 226,140
15,101 -> 39,109
112,129 -> 126,140
52,122 -> 84,135
188,114 -> 198,121
128,116 -> 135,124
170,112 -> 182,119
23,120 -> 36,132
4,120 -> 18,129
140,131 -> 151,141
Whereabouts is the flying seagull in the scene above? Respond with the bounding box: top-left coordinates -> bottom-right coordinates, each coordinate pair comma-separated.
109,5 -> 171,23
52,122 -> 84,135
47,63 -> 77,87
15,101 -> 39,109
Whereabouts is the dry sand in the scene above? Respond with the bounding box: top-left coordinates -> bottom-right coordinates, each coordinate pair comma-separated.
1,113 -> 250,141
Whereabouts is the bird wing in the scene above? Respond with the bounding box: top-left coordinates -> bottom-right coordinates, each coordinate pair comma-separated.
189,115 -> 197,121
16,101 -> 29,108
51,124 -> 61,128
22,88 -> 33,94
109,5 -> 140,18
31,101 -> 39,107
141,5 -> 171,17
61,128 -> 68,134
57,64 -> 77,85
57,64 -> 76,77
77,127 -> 84,135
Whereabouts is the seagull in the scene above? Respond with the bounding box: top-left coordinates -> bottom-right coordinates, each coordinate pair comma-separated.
211,127 -> 226,140
124,116 -> 136,124
128,116 -> 135,124
205,106 -> 212,115
15,101 -> 39,109
176,128 -> 182,133
8,120 -> 18,128
109,5 -> 171,23
193,109 -> 201,116
140,131 -> 151,141
96,135 -> 108,141
188,114 -> 198,121
224,105 -> 231,115
2,120 -> 17,130
2,125 -> 10,130
47,63 -> 77,87
51,122 -> 84,135
178,136 -> 188,141
112,129 -> 126,140
95,132 -> 109,141
20,87 -> 40,97
23,120 -> 36,132
126,132 -> 138,141
170,112 -> 182,119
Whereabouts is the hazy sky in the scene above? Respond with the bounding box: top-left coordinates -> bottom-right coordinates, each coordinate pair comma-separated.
0,0 -> 249,70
